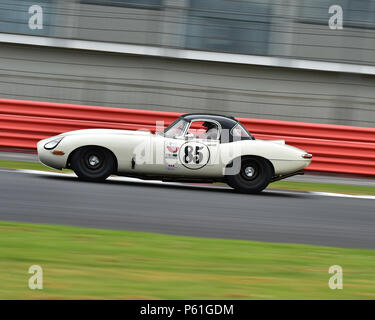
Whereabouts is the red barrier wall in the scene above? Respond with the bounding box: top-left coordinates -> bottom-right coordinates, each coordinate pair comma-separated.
1,98 -> 375,176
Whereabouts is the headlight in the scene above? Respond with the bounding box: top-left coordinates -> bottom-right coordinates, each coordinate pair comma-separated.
44,137 -> 63,150
302,153 -> 312,159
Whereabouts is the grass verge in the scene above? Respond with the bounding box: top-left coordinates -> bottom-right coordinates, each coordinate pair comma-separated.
0,160 -> 72,173
269,181 -> 375,196
0,221 -> 374,299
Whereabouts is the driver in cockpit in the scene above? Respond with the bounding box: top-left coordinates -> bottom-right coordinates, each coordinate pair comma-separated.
202,122 -> 218,140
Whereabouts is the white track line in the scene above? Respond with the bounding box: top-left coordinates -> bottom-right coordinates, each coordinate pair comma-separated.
2,169 -> 228,190
311,192 -> 375,200
2,168 -> 375,200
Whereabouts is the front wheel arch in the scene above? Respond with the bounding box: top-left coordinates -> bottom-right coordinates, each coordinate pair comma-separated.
66,145 -> 118,173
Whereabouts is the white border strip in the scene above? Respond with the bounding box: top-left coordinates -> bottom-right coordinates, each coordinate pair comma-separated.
1,33 -> 375,75
2,168 -> 228,190
2,168 -> 375,200
312,191 -> 375,200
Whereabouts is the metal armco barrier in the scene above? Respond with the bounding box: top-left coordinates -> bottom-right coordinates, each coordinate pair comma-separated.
1,98 -> 375,176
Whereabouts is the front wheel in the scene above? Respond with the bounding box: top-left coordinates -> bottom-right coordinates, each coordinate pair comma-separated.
71,147 -> 115,182
225,158 -> 272,194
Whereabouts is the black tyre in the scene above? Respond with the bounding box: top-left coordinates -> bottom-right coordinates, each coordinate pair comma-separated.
71,147 -> 115,182
225,157 -> 272,194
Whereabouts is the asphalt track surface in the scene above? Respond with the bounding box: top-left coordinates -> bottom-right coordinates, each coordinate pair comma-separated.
0,170 -> 374,249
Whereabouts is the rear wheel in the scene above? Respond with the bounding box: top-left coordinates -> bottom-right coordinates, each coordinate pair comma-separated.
71,147 -> 115,182
225,157 -> 272,194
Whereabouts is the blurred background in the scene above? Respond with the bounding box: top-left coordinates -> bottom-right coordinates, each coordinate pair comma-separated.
1,2 -> 375,301
0,0 -> 375,127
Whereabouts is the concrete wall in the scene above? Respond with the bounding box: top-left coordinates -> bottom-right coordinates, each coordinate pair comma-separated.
1,0 -> 375,65
1,43 -> 374,127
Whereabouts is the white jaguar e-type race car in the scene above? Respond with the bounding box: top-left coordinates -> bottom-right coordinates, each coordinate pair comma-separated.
37,113 -> 312,193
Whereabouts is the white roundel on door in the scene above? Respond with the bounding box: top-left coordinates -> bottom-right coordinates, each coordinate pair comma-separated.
179,142 -> 210,170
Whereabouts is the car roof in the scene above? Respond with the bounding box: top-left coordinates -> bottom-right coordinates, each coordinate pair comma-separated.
179,113 -> 239,130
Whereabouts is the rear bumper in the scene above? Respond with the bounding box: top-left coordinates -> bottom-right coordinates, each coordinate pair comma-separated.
270,170 -> 304,183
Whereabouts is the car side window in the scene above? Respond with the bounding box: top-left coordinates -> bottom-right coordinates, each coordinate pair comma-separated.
187,121 -> 208,139
188,120 -> 220,140
231,123 -> 252,140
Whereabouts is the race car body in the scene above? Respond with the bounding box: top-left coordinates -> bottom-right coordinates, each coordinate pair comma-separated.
37,113 -> 312,193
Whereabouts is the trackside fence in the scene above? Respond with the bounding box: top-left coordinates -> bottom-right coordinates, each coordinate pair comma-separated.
1,99 -> 375,176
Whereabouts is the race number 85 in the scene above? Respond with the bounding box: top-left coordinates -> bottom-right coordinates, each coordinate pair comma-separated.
179,142 -> 210,169
184,145 -> 203,164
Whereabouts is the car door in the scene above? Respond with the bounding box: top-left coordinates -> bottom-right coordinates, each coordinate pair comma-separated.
173,120 -> 222,177
134,119 -> 188,175
133,119 -> 223,177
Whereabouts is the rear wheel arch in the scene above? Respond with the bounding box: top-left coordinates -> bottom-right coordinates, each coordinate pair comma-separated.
224,155 -> 274,193
225,155 -> 275,177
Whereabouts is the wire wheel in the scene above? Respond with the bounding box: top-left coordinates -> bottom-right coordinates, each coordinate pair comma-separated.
226,157 -> 271,194
71,147 -> 115,182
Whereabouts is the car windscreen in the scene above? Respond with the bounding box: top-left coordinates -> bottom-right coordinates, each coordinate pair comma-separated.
164,119 -> 189,138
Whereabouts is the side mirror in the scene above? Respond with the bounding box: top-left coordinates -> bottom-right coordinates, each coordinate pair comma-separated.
174,133 -> 194,140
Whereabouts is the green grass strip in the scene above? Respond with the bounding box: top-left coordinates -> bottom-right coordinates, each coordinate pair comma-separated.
0,160 -> 71,173
270,181 -> 375,196
0,221 -> 374,299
